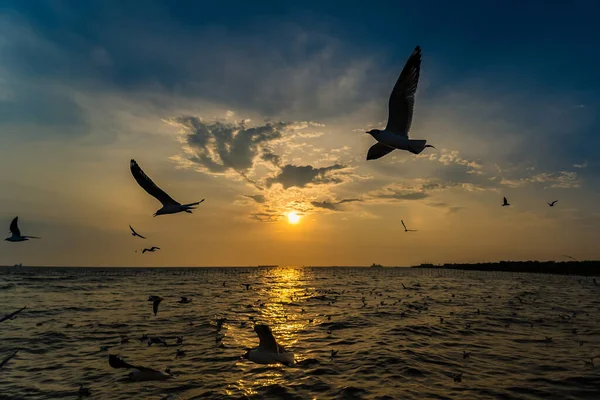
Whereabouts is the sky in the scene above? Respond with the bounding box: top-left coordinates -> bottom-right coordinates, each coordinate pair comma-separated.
0,0 -> 599,267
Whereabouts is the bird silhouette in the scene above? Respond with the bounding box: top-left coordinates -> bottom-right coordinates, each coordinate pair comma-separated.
401,219 -> 418,232
129,225 -> 146,239
502,197 -> 510,206
130,159 -> 204,216
366,46 -> 435,160
547,200 -> 558,207
5,217 -> 40,242
142,247 -> 160,254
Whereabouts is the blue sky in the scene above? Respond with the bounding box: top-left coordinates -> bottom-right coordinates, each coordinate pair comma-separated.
0,1 -> 598,266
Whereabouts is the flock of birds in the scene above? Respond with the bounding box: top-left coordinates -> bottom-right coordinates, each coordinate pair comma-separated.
0,45 -> 591,396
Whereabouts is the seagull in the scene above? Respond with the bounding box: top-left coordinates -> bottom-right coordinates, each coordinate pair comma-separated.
547,200 -> 558,207
0,350 -> 18,370
108,354 -> 173,381
177,297 -> 192,304
77,384 -> 91,397
242,324 -> 295,366
149,296 -> 163,316
129,225 -> 146,239
4,217 -> 40,242
502,197 -> 510,207
366,46 -> 434,160
401,220 -> 417,232
0,306 -> 26,323
130,159 -> 204,216
142,247 -> 160,254
241,283 -> 251,290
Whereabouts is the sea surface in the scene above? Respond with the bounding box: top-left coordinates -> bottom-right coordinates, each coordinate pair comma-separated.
1,267 -> 599,400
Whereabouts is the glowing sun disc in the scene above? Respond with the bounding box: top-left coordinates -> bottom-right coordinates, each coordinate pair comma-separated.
287,212 -> 301,224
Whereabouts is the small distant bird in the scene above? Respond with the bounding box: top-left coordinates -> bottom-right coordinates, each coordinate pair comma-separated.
142,247 -> 160,254
129,225 -> 146,239
366,46 -> 435,159
0,306 -> 26,323
440,317 -> 444,323
120,335 -> 130,344
176,336 -> 183,345
177,297 -> 192,304
147,337 -> 168,347
241,284 -> 251,290
583,357 -> 595,367
149,296 -> 163,316
175,349 -> 186,358
453,373 -> 463,382
130,159 -> 204,216
463,351 -> 471,359
5,217 -> 40,242
78,384 -> 91,397
0,350 -> 18,370
401,220 -> 417,232
330,350 -> 338,358
547,200 -> 558,207
502,197 -> 510,207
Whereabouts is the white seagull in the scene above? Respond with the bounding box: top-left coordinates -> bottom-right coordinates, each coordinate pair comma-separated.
130,159 -> 204,216
5,217 -> 40,242
366,45 -> 434,160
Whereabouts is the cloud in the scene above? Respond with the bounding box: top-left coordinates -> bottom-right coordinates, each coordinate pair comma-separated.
170,116 -> 290,176
265,164 -> 348,189
573,161 -> 588,169
245,194 -> 266,203
500,171 -> 579,189
427,202 -> 465,214
250,212 -> 280,223
311,198 -> 361,211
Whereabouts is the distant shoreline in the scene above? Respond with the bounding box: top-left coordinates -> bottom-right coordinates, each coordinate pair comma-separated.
412,261 -> 600,277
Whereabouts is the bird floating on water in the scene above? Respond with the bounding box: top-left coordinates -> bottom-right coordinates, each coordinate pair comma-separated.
366,46 -> 434,160
242,324 -> 295,366
129,225 -> 146,239
547,200 -> 558,207
177,297 -> 191,304
130,159 -> 204,216
502,197 -> 510,207
78,384 -> 91,397
5,217 -> 40,242
401,219 -> 418,232
142,247 -> 160,254
241,283 -> 251,290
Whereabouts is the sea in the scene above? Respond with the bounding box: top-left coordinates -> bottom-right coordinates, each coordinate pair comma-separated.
1,266 -> 599,400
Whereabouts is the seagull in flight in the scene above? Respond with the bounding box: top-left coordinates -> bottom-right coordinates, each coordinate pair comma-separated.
547,200 -> 558,207
5,217 -> 40,242
148,296 -> 163,316
130,159 -> 205,216
401,220 -> 417,232
502,197 -> 510,207
241,283 -> 252,290
129,225 -> 146,239
366,46 -> 434,160
142,247 -> 160,254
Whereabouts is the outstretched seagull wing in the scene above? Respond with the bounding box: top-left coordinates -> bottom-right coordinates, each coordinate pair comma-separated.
130,160 -> 180,207
366,143 -> 395,160
0,350 -> 18,370
129,225 -> 146,239
386,46 -> 422,136
254,324 -> 280,353
0,306 -> 26,323
401,220 -> 408,230
9,217 -> 20,237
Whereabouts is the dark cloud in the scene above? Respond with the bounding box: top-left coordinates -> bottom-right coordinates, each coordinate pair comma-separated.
250,212 -> 280,223
311,198 -> 361,211
374,191 -> 429,201
265,164 -> 347,189
173,116 -> 289,176
261,149 -> 282,166
245,194 -> 266,203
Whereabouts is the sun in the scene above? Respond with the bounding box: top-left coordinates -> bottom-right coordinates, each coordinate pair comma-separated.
286,212 -> 301,224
